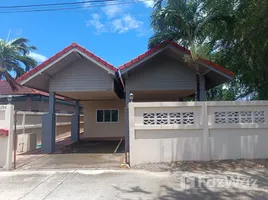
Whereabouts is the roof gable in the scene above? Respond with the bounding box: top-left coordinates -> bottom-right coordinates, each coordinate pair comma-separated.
17,43 -> 118,84
119,41 -> 234,78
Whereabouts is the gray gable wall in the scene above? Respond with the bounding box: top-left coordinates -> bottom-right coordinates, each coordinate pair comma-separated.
49,59 -> 114,92
125,54 -> 197,91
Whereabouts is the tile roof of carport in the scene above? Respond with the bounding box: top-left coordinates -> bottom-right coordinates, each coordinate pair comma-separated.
17,42 -> 118,83
119,41 -> 235,78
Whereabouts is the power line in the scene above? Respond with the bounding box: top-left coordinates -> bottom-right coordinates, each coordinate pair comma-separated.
0,0 -> 117,9
0,2 -> 128,13
0,0 -> 153,14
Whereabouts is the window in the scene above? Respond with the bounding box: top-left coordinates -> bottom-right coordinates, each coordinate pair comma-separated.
97,110 -> 119,123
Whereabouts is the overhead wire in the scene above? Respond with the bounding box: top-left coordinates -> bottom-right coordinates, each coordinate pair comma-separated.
0,0 -> 117,8
0,0 -> 154,14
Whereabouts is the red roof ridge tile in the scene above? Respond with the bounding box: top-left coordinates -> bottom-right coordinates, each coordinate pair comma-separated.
119,41 -> 234,77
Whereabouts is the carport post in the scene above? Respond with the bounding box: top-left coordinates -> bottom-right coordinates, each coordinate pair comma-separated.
71,100 -> 80,142
41,91 -> 56,153
125,89 -> 130,164
200,75 -> 206,101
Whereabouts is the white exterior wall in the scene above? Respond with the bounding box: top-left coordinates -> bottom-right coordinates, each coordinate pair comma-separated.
15,112 -> 84,153
0,99 -> 75,113
0,105 -> 14,170
82,100 -> 125,138
129,101 -> 268,165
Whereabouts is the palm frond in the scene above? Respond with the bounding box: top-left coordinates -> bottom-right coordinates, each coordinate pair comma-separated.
149,0 -> 232,64
148,31 -> 187,49
4,60 -> 25,78
8,38 -> 37,55
8,38 -> 29,46
16,55 -> 37,72
0,37 -> 37,90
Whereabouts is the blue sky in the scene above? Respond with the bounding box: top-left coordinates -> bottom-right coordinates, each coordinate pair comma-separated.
0,0 -> 154,67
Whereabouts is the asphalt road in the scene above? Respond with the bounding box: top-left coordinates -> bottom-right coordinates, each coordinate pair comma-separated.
0,169 -> 268,200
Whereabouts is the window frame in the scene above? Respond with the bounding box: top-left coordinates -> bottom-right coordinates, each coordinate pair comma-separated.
96,109 -> 119,123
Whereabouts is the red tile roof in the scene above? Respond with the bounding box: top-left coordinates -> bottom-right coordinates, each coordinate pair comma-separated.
17,42 -> 118,83
0,80 -> 65,100
119,41 -> 235,77
0,80 -> 40,95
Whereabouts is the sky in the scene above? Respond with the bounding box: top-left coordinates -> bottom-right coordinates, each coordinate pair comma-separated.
0,0 -> 154,67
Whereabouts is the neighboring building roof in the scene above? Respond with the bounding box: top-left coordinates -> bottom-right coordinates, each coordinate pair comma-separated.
0,80 -> 47,96
119,41 -> 235,78
17,42 -> 118,83
0,81 -> 67,101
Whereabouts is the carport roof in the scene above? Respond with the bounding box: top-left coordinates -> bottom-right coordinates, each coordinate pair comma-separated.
17,42 -> 118,84
119,41 -> 235,78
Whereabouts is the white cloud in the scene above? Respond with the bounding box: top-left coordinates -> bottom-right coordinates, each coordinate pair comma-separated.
102,2 -> 124,18
87,12 -> 143,35
85,1 -> 146,36
140,0 -> 155,8
29,52 -> 47,63
112,19 -> 124,32
86,13 -> 106,34
112,14 -> 143,33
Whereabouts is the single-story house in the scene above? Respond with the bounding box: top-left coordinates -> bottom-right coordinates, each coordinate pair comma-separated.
0,80 -> 76,113
16,42 -> 234,154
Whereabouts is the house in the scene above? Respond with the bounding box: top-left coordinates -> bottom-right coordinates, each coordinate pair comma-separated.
0,81 -> 76,113
17,42 -> 234,154
119,42 -> 234,102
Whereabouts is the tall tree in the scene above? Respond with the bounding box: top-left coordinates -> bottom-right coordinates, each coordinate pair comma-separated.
149,0 -> 231,100
205,0 -> 268,100
0,38 -> 37,90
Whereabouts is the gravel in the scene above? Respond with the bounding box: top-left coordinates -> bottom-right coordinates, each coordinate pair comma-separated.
132,159 -> 268,172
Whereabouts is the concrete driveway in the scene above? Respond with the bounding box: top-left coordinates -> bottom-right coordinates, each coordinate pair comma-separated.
1,169 -> 268,200
16,140 -> 125,170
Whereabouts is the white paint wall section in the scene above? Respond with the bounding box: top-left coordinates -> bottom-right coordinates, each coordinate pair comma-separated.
15,112 -> 84,153
129,101 -> 268,165
82,100 -> 125,138
0,105 -> 14,170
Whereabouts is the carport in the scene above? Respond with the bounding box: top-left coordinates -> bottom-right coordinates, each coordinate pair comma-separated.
16,137 -> 125,169
17,43 -> 125,159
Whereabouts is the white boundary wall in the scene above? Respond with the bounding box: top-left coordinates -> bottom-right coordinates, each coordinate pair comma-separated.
15,112 -> 84,153
0,105 -> 14,170
129,101 -> 268,165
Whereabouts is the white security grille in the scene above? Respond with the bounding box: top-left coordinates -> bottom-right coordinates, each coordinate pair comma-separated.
143,112 -> 194,125
215,111 -> 265,124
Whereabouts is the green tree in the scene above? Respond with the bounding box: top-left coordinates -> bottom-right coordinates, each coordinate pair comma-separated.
0,38 -> 37,90
149,0 -> 231,100
205,0 -> 268,100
